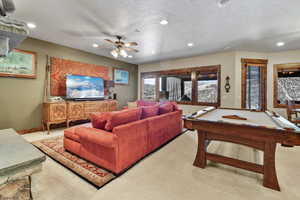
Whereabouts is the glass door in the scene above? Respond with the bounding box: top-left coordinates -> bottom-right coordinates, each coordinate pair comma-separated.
242,60 -> 267,111
246,66 -> 262,109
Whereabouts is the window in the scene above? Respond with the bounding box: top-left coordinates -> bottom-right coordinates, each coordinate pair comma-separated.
140,65 -> 221,106
274,63 -> 300,108
159,73 -> 192,102
197,72 -> 219,104
142,77 -> 156,100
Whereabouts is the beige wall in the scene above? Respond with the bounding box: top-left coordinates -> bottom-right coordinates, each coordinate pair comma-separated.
138,51 -> 237,114
266,50 -> 300,116
234,51 -> 268,108
0,38 -> 138,131
138,51 -> 237,113
138,50 -> 300,117
234,50 -> 300,117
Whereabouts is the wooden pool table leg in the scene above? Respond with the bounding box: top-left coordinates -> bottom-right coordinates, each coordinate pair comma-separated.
194,131 -> 207,168
263,142 -> 280,191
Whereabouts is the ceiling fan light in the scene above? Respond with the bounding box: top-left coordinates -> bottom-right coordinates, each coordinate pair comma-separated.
111,49 -> 118,58
120,49 -> 128,58
160,19 -> 168,25
217,0 -> 230,8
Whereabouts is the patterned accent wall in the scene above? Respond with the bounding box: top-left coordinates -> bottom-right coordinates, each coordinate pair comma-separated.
50,57 -> 109,96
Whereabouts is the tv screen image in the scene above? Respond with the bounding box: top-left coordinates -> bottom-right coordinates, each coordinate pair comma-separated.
66,74 -> 104,99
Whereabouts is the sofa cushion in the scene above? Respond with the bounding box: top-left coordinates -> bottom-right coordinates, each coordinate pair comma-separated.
90,112 -> 109,130
77,127 -> 116,148
64,127 -> 80,142
105,107 -> 142,131
159,102 -> 174,114
64,123 -> 93,142
141,104 -> 159,119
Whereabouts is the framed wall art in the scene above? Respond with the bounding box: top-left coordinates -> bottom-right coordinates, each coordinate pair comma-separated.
113,68 -> 129,85
0,49 -> 37,79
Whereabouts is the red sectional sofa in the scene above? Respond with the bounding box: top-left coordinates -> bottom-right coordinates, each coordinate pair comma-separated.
63,101 -> 182,174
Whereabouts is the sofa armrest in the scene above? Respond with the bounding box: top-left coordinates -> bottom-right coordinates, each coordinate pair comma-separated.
177,109 -> 183,115
76,127 -> 117,148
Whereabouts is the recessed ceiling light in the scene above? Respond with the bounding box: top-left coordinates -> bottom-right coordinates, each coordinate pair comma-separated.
187,43 -> 194,47
217,0 -> 230,8
92,43 -> 99,48
128,55 -> 133,58
160,19 -> 168,25
27,22 -> 36,29
151,50 -> 155,54
276,42 -> 285,47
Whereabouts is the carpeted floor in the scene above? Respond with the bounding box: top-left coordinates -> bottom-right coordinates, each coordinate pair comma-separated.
91,131 -> 300,200
32,136 -> 115,188
23,129 -> 97,200
23,129 -> 300,200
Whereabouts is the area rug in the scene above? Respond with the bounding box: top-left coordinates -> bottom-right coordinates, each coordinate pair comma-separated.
32,136 -> 115,188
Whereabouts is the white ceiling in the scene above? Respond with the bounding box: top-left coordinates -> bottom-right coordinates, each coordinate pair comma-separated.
12,0 -> 300,64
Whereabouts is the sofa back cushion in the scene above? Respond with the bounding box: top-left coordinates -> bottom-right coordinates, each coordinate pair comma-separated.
90,112 -> 109,130
141,104 -> 159,119
159,102 -> 174,114
105,108 -> 142,131
137,100 -> 158,107
147,111 -> 183,152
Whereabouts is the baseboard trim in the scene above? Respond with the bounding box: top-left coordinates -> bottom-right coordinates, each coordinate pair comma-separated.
17,127 -> 44,135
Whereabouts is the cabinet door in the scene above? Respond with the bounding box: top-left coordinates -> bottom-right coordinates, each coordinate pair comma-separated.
109,101 -> 118,111
84,102 -> 98,119
98,101 -> 108,112
49,103 -> 67,121
68,102 -> 85,119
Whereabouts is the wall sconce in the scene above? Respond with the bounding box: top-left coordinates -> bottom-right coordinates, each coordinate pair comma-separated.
225,76 -> 231,93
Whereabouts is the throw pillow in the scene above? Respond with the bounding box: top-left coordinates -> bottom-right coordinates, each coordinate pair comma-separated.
141,104 -> 159,119
160,101 -> 179,111
159,102 -> 173,114
90,112 -> 109,130
105,107 -> 142,131
170,101 -> 179,111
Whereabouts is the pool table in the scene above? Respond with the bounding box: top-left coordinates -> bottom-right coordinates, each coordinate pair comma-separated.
183,107 -> 300,191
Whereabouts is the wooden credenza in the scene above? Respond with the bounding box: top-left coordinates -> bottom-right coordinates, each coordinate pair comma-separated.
42,100 -> 118,134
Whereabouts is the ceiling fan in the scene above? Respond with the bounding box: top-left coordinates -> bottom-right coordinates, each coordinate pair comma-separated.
104,35 -> 138,58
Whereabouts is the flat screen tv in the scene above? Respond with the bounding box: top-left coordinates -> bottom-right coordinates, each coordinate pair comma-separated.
66,74 -> 104,100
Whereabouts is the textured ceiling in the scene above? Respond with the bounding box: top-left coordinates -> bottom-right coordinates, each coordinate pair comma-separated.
12,0 -> 300,64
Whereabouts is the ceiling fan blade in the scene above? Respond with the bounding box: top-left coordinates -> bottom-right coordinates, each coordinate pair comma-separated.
104,39 -> 115,44
125,42 -> 138,47
124,47 -> 139,52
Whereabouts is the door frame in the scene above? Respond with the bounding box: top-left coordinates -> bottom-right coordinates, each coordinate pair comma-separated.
241,58 -> 268,111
